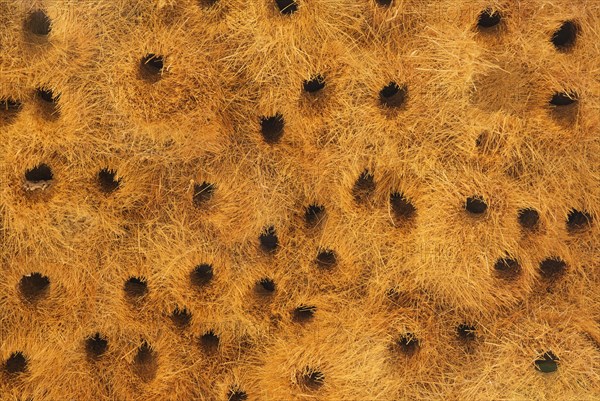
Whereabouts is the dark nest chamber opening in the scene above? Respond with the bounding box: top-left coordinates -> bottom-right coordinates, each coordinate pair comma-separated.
140,54 -> 165,82
551,21 -> 578,51
260,113 -> 285,144
19,272 -> 50,302
85,333 -> 108,359
379,82 -> 407,108
275,0 -> 298,15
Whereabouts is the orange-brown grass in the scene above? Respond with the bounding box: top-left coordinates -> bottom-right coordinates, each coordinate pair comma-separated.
1,0 -> 599,400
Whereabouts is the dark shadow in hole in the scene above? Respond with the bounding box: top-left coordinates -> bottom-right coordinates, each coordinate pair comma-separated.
190,264 -> 214,287
35,87 -> 60,120
494,257 -> 521,280
465,196 -> 487,215
353,170 -> 375,203
85,333 -> 108,359
98,168 -> 120,193
140,54 -> 165,83
476,9 -> 501,30
518,208 -> 539,230
539,257 -> 566,280
5,352 -> 27,374
199,0 -> 219,7
0,98 -> 22,125
200,330 -> 220,353
396,332 -> 419,356
550,91 -> 577,106
193,182 -> 214,206
255,277 -> 276,294
25,164 -> 53,183
133,341 -> 157,382
535,351 -> 559,373
124,277 -> 148,299
315,249 -> 337,269
566,209 -> 592,232
299,367 -> 325,390
552,21 -> 577,52
260,113 -> 284,144
24,10 -> 51,37
171,307 -> 192,328
375,0 -> 392,7
19,273 -> 50,302
390,192 -> 416,222
303,74 -> 325,93
379,82 -> 407,108
456,324 -> 476,341
305,204 -> 325,227
276,0 -> 298,15
227,388 -> 248,401
549,91 -> 579,124
293,305 -> 316,322
37,87 -> 57,103
259,226 -> 278,253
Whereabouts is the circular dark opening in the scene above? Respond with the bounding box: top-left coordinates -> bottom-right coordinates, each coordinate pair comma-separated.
293,305 -> 316,322
300,368 -> 325,390
375,0 -> 393,7
390,192 -> 416,221
303,74 -> 325,93
477,9 -> 501,29
85,333 -> 108,359
566,209 -> 592,231
379,82 -> 407,108
396,333 -> 419,356
551,21 -> 577,51
256,277 -> 276,294
19,272 -> 50,302
353,170 -> 375,203
228,388 -> 248,401
190,263 -> 214,287
305,204 -> 325,227
5,352 -> 27,374
98,168 -> 120,193
456,324 -> 476,341
171,307 -> 192,328
550,92 -> 577,106
316,249 -> 337,269
133,341 -> 157,382
465,196 -> 487,215
140,54 -> 165,82
276,0 -> 298,15
0,98 -> 22,125
200,330 -> 220,353
124,277 -> 148,298
518,208 -> 539,229
24,10 -> 51,36
259,226 -> 278,253
260,113 -> 284,144
535,351 -> 559,373
25,163 -> 53,183
539,257 -> 566,279
36,87 -> 58,103
193,181 -> 215,206
494,257 -> 521,280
